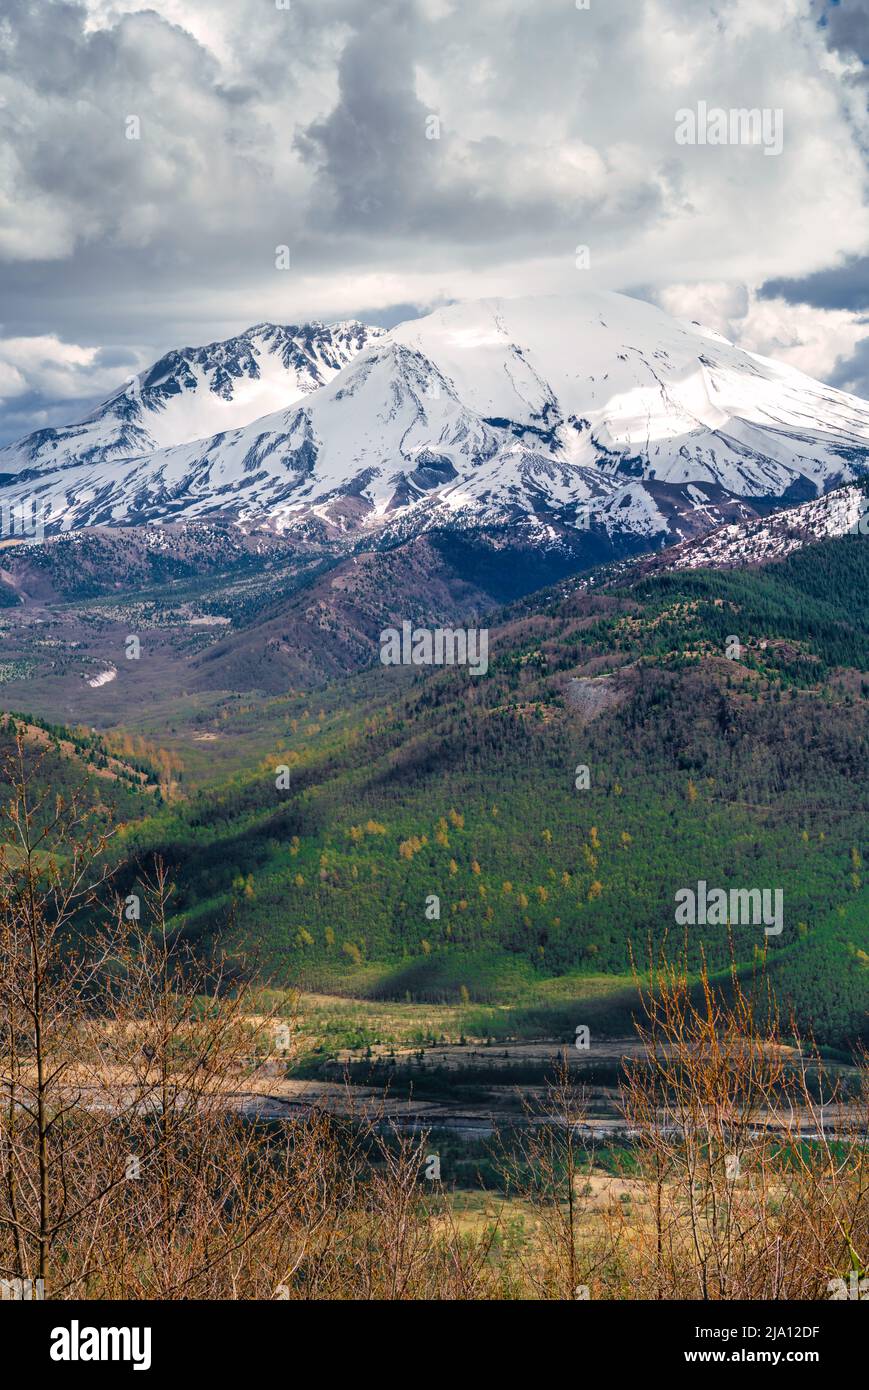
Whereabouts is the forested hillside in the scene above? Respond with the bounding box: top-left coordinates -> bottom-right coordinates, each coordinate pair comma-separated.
0,713 -> 162,826
119,533 -> 869,1049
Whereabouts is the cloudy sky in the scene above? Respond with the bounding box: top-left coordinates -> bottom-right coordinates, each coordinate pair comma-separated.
1,0 -> 868,444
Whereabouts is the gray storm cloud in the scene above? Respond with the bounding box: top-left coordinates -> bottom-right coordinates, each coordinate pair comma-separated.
0,0 -> 868,441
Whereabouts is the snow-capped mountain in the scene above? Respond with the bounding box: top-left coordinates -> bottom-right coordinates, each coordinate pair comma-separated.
2,293 -> 868,549
0,321 -> 383,477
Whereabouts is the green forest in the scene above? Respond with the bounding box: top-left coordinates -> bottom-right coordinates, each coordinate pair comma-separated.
103,532 -> 868,1050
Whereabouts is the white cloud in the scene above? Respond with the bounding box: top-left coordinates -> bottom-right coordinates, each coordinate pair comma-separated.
0,333 -> 145,407
733,297 -> 869,382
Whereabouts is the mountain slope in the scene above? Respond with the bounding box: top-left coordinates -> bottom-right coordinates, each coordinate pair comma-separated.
2,292 -> 867,551
615,481 -> 869,581
0,321 -> 383,480
122,528 -> 869,1047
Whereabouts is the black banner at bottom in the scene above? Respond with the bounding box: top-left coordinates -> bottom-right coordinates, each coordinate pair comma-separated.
1,1297 -> 863,1377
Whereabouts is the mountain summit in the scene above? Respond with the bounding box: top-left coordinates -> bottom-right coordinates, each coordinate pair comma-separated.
2,292 -> 867,551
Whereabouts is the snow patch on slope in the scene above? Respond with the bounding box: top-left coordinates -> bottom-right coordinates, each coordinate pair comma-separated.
655,486 -> 868,571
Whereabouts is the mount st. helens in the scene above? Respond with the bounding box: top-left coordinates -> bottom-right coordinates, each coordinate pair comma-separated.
2,292 -> 868,555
